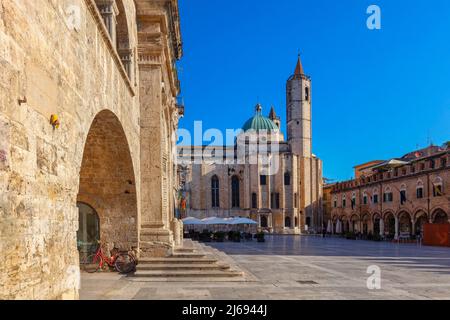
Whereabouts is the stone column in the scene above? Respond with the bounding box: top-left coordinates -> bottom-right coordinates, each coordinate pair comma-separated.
411,219 -> 415,236
138,65 -> 174,257
379,218 -> 384,237
394,216 -> 399,240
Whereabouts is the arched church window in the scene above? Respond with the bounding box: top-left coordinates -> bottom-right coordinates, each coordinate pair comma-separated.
211,175 -> 220,208
231,176 -> 240,208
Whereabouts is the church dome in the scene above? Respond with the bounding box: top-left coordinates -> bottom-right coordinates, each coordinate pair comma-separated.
242,104 -> 279,132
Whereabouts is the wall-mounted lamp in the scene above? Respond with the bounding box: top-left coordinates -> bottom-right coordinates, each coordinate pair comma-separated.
50,114 -> 60,129
18,96 -> 27,105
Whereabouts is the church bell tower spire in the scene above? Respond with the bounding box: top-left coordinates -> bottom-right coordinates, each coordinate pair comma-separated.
286,54 -> 312,158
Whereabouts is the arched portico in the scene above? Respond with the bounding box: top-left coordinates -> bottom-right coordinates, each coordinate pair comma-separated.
383,211 -> 396,239
397,211 -> 413,235
432,208 -> 449,224
372,213 -> 382,236
350,214 -> 359,233
77,110 -> 139,253
361,214 -> 370,235
414,210 -> 428,236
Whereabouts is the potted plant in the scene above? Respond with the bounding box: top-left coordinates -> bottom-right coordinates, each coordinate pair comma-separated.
200,230 -> 212,242
214,231 -> 225,242
255,232 -> 265,243
345,232 -> 356,240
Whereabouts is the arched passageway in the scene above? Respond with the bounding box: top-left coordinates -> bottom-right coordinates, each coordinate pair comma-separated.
398,211 -> 412,235
384,213 -> 396,238
433,209 -> 449,224
415,211 -> 428,236
77,202 -> 100,261
373,214 -> 381,236
77,111 -> 138,254
361,215 -> 369,235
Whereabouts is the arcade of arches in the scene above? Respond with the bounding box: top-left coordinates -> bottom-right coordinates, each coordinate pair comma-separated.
77,111 -> 138,257
0,0 -> 183,300
332,208 -> 449,239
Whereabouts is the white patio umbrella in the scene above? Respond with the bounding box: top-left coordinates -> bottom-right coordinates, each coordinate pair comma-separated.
336,220 -> 342,234
326,220 -> 332,233
202,217 -> 230,225
182,217 -> 205,225
229,217 -> 258,225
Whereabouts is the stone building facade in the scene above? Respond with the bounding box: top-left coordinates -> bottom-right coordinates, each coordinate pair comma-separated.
329,143 -> 450,239
178,58 -> 323,234
1,0 -> 184,299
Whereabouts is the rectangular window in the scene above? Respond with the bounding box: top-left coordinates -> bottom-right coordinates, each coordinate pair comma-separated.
363,196 -> 368,205
252,193 -> 257,209
383,193 -> 393,203
342,199 -> 346,208
400,190 -> 406,205
284,173 -> 291,186
433,185 -> 443,197
373,194 -> 379,204
260,175 -> 267,186
294,193 -> 298,208
416,188 -> 423,199
333,200 -> 337,208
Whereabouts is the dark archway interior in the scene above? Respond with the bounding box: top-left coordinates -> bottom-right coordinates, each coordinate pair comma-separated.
77,111 -> 138,252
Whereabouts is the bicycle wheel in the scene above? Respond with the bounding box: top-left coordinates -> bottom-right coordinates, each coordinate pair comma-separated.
80,254 -> 101,273
114,253 -> 136,274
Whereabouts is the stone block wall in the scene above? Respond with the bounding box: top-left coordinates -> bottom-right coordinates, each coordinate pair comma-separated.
0,0 -> 140,299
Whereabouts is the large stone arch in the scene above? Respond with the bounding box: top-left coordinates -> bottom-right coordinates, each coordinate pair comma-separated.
413,207 -> 429,221
77,110 -> 139,252
414,208 -> 428,235
372,212 -> 382,235
432,207 -> 449,224
397,210 -> 412,234
383,211 -> 396,237
361,213 -> 370,235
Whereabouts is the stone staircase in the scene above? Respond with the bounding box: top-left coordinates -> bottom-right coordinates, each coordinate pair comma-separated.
130,240 -> 247,281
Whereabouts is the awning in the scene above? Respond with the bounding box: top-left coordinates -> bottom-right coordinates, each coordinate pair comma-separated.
182,217 -> 204,225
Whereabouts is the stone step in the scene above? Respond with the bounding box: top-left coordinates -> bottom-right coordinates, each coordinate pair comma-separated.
169,253 -> 206,259
139,258 -> 218,264
174,247 -> 196,252
137,264 -> 230,271
133,270 -> 243,278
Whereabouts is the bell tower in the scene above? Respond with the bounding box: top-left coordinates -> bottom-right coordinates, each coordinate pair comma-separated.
286,55 -> 312,158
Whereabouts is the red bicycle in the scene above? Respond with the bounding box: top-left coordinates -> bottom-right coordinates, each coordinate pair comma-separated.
80,242 -> 136,274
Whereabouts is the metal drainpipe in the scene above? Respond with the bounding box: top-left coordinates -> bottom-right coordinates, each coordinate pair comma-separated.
427,172 -> 431,221
380,180 -> 383,234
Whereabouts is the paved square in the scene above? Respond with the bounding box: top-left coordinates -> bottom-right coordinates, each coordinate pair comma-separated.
80,236 -> 450,300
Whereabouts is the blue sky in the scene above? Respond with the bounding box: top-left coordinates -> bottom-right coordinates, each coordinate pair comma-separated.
176,0 -> 450,181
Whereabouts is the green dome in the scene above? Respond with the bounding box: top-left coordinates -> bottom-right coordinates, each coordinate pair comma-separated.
242,104 -> 279,132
